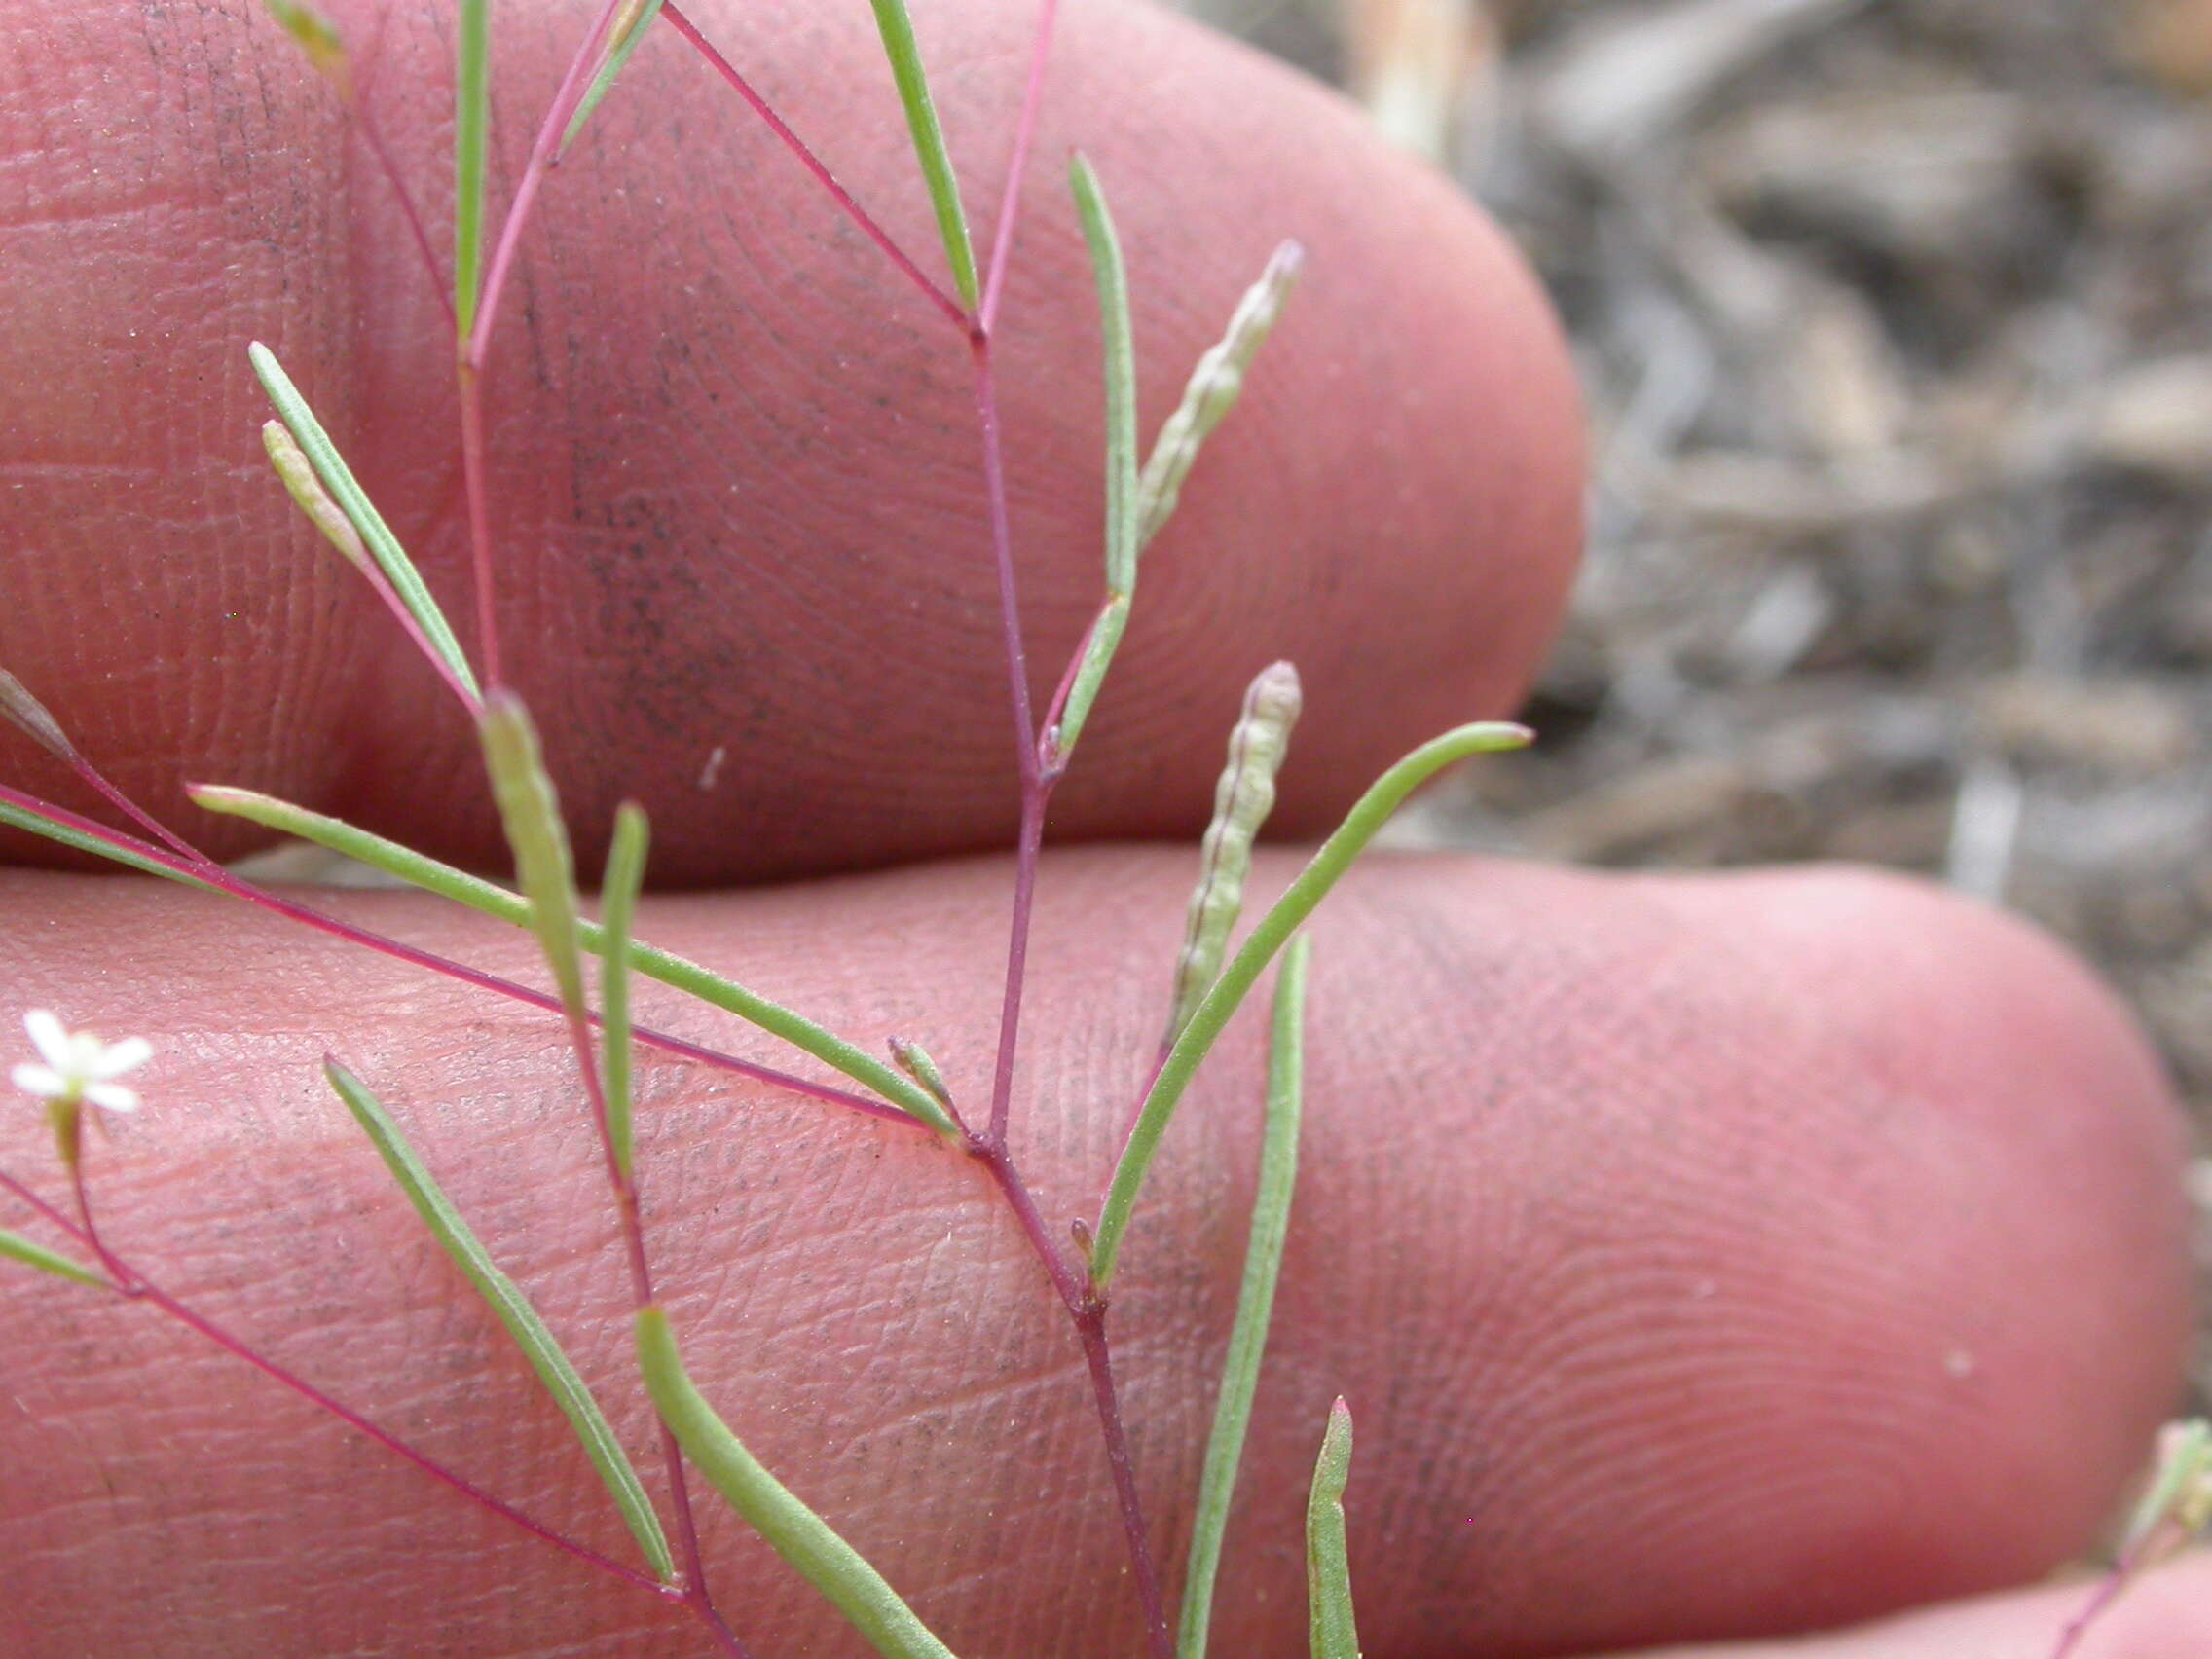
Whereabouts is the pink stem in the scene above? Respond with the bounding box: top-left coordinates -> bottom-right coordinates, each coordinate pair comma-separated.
0,1165 -> 669,1597
468,0 -> 634,369
344,541 -> 487,713
456,364 -> 503,688
979,0 -> 1060,336
0,785 -> 920,1130
545,1003 -> 719,1631
659,3 -> 970,332
1077,1304 -> 1173,1659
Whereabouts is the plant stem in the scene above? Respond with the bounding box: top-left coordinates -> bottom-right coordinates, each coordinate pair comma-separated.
456,361 -> 502,686
469,0 -> 633,369
0,785 -> 916,1127
661,3 -> 969,331
64,1152 -> 136,1294
979,0 -> 1060,336
0,1165 -> 668,1597
971,341 -> 1048,1156
1078,1303 -> 1174,1659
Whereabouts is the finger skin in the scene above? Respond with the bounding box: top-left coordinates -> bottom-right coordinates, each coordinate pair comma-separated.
1627,1554 -> 2212,1658
0,854 -> 2191,1657
0,0 -> 1582,882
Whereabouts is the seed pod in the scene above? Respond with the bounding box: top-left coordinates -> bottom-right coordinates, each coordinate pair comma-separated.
1163,661 -> 1303,1045
262,0 -> 351,96
1136,240 -> 1305,552
478,692 -> 587,1014
0,670 -> 80,766
263,420 -> 370,571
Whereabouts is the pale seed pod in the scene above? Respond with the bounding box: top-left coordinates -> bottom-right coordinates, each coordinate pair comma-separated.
0,669 -> 81,766
1136,240 -> 1305,552
262,419 -> 371,571
1163,661 -> 1304,1046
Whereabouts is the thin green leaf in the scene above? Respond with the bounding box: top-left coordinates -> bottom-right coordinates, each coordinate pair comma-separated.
599,802 -> 649,1181
1307,1398 -> 1360,1659
477,692 -> 588,1014
559,0 -> 664,158
1049,594 -> 1129,765
866,0 -> 978,313
248,343 -> 481,700
187,785 -> 959,1135
0,797 -> 218,892
0,1228 -> 105,1290
1138,240 -> 1304,551
1089,719 -> 1531,1289
454,0 -> 492,343
636,1306 -> 962,1659
1178,936 -> 1309,1659
1164,663 -> 1302,1048
1072,154 -> 1139,600
262,0 -> 351,93
325,1060 -> 674,1580
2121,1418 -> 2212,1561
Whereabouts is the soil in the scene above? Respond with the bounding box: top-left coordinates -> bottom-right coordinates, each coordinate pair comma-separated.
1183,0 -> 2212,1402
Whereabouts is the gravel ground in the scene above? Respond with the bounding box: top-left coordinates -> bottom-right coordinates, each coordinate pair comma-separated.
1178,0 -> 2212,1398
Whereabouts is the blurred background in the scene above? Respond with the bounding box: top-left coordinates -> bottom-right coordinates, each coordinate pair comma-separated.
1172,0 -> 2212,1391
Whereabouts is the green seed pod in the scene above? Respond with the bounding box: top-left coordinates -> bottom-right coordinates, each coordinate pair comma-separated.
262,419 -> 370,572
1164,661 -> 1303,1045
1136,240 -> 1305,552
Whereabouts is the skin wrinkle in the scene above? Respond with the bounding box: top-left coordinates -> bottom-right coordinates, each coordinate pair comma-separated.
2,0 -> 1581,883
0,849 -> 2191,1656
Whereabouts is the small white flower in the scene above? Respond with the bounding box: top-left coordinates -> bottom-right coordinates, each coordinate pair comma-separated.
11,1010 -> 152,1113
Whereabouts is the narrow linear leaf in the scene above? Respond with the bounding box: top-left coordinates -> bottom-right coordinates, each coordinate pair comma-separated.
599,802 -> 649,1181
1090,719 -> 1531,1288
637,1306 -> 962,1659
325,1059 -> 674,1580
262,0 -> 351,93
187,785 -> 958,1135
1048,154 -> 1141,766
866,0 -> 978,312
1049,594 -> 1129,765
1178,935 -> 1309,1659
560,0 -> 665,158
248,343 -> 481,700
1307,1398 -> 1360,1659
454,0 -> 492,343
1164,662 -> 1303,1048
0,1227 -> 106,1290
0,796 -> 219,892
1138,240 -> 1304,551
1072,154 -> 1139,598
477,693 -> 588,1014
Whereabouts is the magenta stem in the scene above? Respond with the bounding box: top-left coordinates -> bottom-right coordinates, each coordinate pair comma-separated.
0,1164 -> 669,1597
547,1000 -> 721,1633
660,3 -> 970,332
456,364 -> 503,689
64,1148 -> 137,1294
468,0 -> 633,370
0,784 -> 920,1130
1077,1304 -> 1173,1659
979,0 -> 1060,335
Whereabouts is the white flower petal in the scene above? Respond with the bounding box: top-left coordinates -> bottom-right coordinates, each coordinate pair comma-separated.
84,1082 -> 140,1114
23,1010 -> 70,1069
90,1037 -> 153,1080
11,1062 -> 63,1099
